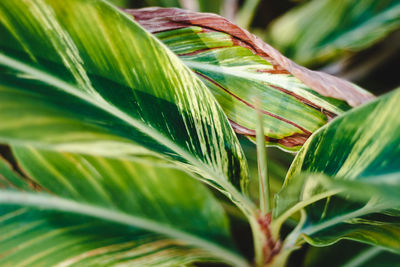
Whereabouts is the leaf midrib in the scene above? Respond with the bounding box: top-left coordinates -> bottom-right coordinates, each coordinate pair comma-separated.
0,53 -> 256,216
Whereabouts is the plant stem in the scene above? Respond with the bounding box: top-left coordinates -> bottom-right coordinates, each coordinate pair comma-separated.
255,99 -> 271,214
249,216 -> 266,267
266,247 -> 294,267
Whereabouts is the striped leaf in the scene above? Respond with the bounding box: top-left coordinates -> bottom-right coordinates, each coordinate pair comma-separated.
0,156 -> 34,190
0,206 -> 222,267
0,0 -> 252,210
127,8 -> 374,151
0,148 -> 248,266
274,88 -> 400,251
268,0 -> 400,66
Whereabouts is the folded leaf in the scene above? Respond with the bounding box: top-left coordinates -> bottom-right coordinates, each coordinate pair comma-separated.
0,0 -> 252,211
275,88 -> 400,251
127,7 -> 374,151
268,0 -> 400,66
0,148 -> 248,266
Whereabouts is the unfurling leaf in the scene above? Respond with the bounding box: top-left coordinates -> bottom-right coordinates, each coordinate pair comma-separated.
127,7 -> 374,151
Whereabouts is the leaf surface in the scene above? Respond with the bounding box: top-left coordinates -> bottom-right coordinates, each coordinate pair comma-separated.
0,0 -> 251,209
275,88 -> 400,251
0,148 -> 248,266
127,7 -> 374,151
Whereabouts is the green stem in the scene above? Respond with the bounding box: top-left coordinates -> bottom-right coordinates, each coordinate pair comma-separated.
255,99 -> 271,214
267,247 -> 295,267
249,216 -> 266,267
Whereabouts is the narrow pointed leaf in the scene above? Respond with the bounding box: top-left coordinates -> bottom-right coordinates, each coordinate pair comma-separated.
268,0 -> 400,66
0,0 -> 251,208
0,148 -> 248,266
275,88 -> 400,251
127,7 -> 374,151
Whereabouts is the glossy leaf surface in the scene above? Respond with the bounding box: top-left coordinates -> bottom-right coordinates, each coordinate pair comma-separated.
0,0 -> 250,208
0,148 -> 248,266
268,0 -> 400,66
275,88 -> 400,251
128,8 -> 374,151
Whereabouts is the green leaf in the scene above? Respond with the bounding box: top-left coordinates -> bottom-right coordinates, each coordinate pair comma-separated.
304,240 -> 400,267
268,0 -> 400,66
144,0 -> 181,8
274,88 -> 400,251
128,8 -> 374,152
0,206 -> 222,266
0,147 -> 248,266
144,0 -> 224,14
196,0 -> 223,13
0,0 -> 252,211
0,155 -> 33,190
105,0 -> 131,8
319,173 -> 400,206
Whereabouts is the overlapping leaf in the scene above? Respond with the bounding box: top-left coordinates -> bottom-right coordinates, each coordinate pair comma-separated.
0,148 -> 248,266
274,88 -> 400,251
268,0 -> 400,66
0,0 -> 252,209
128,7 -> 374,151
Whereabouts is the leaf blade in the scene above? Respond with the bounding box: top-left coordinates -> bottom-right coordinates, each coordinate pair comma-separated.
127,7 -> 374,151
276,88 -> 400,251
0,0 -> 251,209
0,148 -> 248,266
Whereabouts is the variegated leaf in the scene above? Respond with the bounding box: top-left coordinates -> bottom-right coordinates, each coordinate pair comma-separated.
127,7 -> 374,151
0,0 -> 252,211
0,148 -> 248,266
274,88 -> 400,252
